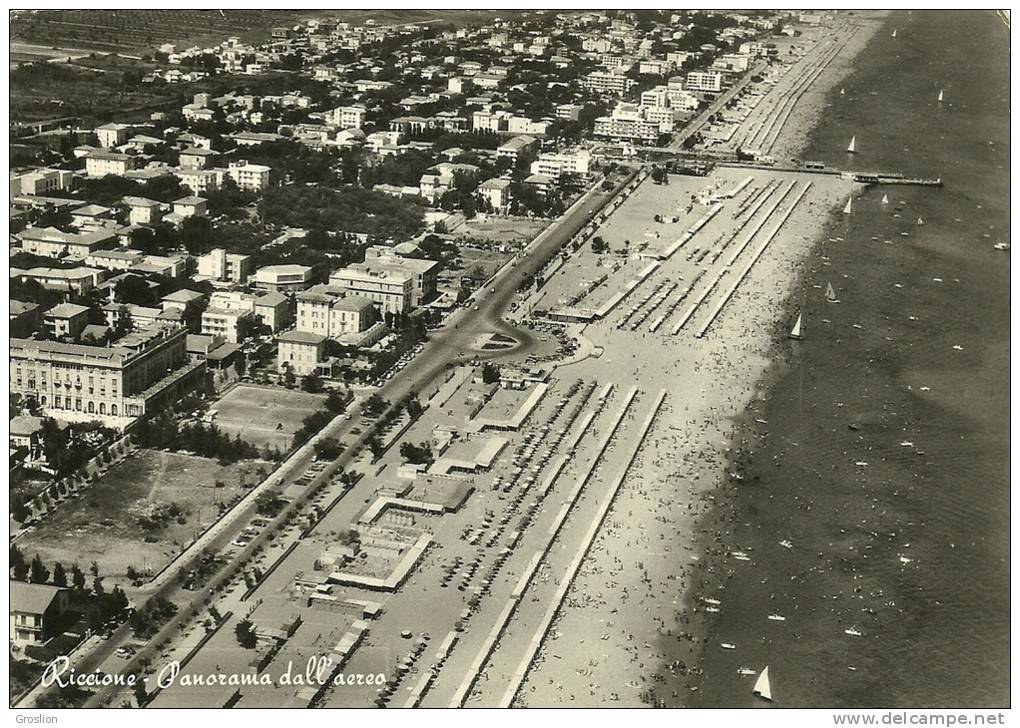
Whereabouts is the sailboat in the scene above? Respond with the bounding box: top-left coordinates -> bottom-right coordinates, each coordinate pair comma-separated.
788,313 -> 804,341
891,29 -> 898,38
917,217 -> 924,226
843,197 -> 853,215
825,281 -> 839,303
881,194 -> 889,205
846,135 -> 857,154
753,666 -> 773,701
938,89 -> 944,103
840,87 -> 845,97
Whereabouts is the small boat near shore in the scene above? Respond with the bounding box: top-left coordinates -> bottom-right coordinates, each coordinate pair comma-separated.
845,627 -> 863,637
753,666 -> 773,701
843,197 -> 853,214
768,614 -> 787,622
788,314 -> 804,341
846,135 -> 857,154
721,643 -> 737,650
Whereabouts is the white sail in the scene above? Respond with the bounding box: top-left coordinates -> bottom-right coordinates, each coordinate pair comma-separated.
753,666 -> 773,701
843,197 -> 853,214
881,194 -> 889,204
917,217 -> 924,226
826,282 -> 837,301
788,314 -> 803,340
938,89 -> 944,103
840,87 -> 845,96
892,29 -> 898,37
847,135 -> 857,153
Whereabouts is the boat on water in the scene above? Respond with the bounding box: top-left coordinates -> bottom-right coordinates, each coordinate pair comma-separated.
938,89 -> 944,103
721,643 -> 737,650
779,539 -> 793,549
753,666 -> 773,701
738,667 -> 757,676
892,29 -> 898,38
825,282 -> 839,303
993,243 -> 1010,251
788,314 -> 804,341
767,614 -> 787,622
843,197 -> 853,214
845,627 -> 862,637
840,87 -> 845,97
917,217 -> 924,226
846,135 -> 857,153
702,597 -> 722,606
881,194 -> 889,204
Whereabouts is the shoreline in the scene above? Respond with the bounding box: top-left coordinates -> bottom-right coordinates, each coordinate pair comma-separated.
677,12 -> 890,706
687,9 -> 1009,708
511,13 -> 888,708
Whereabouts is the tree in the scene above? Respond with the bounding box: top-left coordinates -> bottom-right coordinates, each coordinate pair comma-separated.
29,554 -> 50,584
254,492 -> 285,517
591,236 -> 609,254
52,562 -> 68,587
406,395 -> 423,420
399,441 -> 433,465
365,434 -> 384,460
363,394 -> 387,418
481,362 -> 501,384
282,363 -> 296,388
71,563 -> 86,591
11,495 -> 29,524
301,373 -> 324,393
235,618 -> 258,649
10,545 -> 29,581
325,389 -> 347,413
313,437 -> 342,461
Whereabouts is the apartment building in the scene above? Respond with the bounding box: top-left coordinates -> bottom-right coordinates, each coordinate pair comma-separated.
10,168 -> 74,198
276,330 -> 327,376
10,326 -> 205,425
329,266 -> 413,315
296,284 -> 376,338
361,247 -> 439,307
581,71 -> 637,97
226,162 -> 271,191
685,70 -> 724,93
201,307 -> 254,343
18,226 -> 118,260
196,248 -> 253,283
85,151 -> 138,177
253,264 -> 314,292
529,148 -> 592,180
328,105 -> 367,129
593,104 -> 660,143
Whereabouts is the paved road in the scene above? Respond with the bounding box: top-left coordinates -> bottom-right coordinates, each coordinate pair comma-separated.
669,61 -> 768,151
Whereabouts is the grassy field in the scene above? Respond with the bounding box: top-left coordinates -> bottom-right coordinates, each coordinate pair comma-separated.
456,216 -> 548,246
17,449 -> 270,581
211,384 -> 327,451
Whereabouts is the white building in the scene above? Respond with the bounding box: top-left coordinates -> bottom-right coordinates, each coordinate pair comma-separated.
328,105 -> 367,129
686,70 -> 724,93
529,148 -> 592,180
195,248 -> 253,283
225,162 -> 271,191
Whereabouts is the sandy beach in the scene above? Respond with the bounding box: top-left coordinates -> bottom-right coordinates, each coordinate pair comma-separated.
509,14 -> 888,708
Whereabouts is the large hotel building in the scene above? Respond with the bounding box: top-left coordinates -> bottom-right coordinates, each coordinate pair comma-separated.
10,326 -> 205,427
